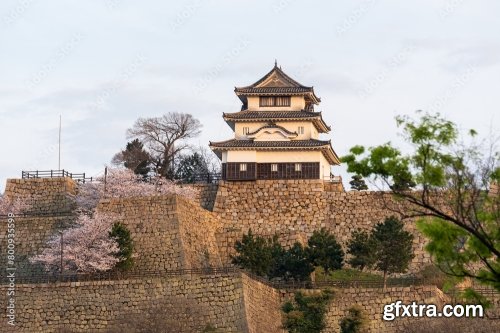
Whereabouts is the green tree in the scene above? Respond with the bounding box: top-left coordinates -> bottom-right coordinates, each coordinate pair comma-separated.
112,139 -> 151,176
282,290 -> 332,333
307,228 -> 344,273
340,305 -> 368,333
175,152 -> 209,183
109,222 -> 134,270
342,111 -> 500,293
349,175 -> 368,191
273,242 -> 315,282
231,229 -> 282,277
347,229 -> 375,271
371,217 -> 414,289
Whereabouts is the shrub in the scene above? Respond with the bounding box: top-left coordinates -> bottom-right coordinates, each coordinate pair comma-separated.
340,305 -> 368,333
109,222 -> 134,271
282,290 -> 333,333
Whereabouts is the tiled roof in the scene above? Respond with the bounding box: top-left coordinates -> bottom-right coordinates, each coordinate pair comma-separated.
209,139 -> 331,148
234,64 -> 321,104
234,87 -> 313,94
223,110 -> 322,120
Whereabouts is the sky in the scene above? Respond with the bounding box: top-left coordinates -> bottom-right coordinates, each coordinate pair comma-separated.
0,0 -> 499,192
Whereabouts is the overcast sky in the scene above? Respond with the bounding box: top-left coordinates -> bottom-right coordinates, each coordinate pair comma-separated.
1,0 -> 499,192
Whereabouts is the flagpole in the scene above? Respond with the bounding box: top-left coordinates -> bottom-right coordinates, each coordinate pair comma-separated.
58,115 -> 61,170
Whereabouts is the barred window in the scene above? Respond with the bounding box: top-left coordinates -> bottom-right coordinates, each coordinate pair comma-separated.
259,96 -> 291,107
295,163 -> 302,172
243,127 -> 250,135
240,163 -> 247,172
271,164 -> 278,172
298,126 -> 304,134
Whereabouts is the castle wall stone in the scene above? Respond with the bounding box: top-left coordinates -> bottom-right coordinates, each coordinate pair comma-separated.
0,274 -> 247,333
213,180 -> 430,272
5,178 -> 77,214
97,195 -> 221,271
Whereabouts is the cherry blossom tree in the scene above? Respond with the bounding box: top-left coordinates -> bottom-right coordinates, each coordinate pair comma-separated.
30,212 -> 120,273
75,167 -> 198,212
0,194 -> 33,216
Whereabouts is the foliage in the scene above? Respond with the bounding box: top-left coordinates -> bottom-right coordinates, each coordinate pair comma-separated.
109,222 -> 134,271
349,175 -> 368,191
231,229 -> 282,277
306,228 -> 344,273
30,212 -> 120,273
175,152 -> 210,183
371,216 -> 414,288
282,290 -> 333,333
415,264 -> 448,290
112,139 -> 152,177
232,231 -> 313,281
315,268 -> 382,282
346,229 -> 375,271
340,305 -> 368,333
126,112 -> 202,179
75,168 -> 198,212
273,242 -> 315,282
341,111 -> 500,292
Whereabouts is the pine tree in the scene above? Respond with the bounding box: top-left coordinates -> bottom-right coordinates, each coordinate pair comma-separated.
371,216 -> 414,289
307,228 -> 344,273
347,229 -> 375,271
349,175 -> 368,191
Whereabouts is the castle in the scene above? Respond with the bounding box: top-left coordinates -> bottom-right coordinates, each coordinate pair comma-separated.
210,62 -> 340,182
1,64 -> 497,332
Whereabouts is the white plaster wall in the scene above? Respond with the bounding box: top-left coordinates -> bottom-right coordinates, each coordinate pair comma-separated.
246,96 -> 305,111
255,151 -> 322,163
226,150 -> 257,162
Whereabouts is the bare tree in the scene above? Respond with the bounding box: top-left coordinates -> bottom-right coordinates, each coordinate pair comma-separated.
126,113 -> 202,179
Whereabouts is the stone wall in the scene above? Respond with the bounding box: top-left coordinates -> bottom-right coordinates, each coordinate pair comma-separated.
97,195 -> 221,271
191,183 -> 219,211
0,273 -> 247,333
4,178 -> 77,214
324,286 -> 449,332
213,180 -> 430,272
0,215 -> 74,274
242,274 -> 286,333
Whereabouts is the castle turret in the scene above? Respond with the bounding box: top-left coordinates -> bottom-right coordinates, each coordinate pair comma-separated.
210,63 -> 340,181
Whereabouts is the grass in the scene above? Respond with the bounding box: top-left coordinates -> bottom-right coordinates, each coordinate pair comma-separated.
315,267 -> 382,282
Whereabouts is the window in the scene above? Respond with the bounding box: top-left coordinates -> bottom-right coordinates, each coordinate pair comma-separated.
243,127 -> 250,135
298,126 -> 304,134
259,96 -> 291,107
271,164 -> 278,172
295,163 -> 302,172
240,163 -> 247,172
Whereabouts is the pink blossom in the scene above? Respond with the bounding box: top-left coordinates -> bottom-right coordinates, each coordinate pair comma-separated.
31,212 -> 120,273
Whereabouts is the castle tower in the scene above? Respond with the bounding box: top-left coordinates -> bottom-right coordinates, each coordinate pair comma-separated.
209,63 -> 340,181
